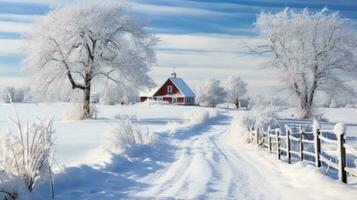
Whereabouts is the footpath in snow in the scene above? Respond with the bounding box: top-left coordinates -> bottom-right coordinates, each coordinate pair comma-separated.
34,109 -> 357,200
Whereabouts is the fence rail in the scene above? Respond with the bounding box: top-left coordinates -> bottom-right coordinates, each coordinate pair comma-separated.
249,120 -> 357,184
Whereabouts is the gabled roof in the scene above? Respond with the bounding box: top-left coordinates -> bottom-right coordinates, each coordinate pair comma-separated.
169,77 -> 195,97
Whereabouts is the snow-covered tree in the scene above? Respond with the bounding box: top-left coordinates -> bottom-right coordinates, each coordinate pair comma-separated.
252,8 -> 357,118
100,82 -> 139,105
24,2 -> 156,118
225,76 -> 247,109
197,79 -> 226,107
1,87 -> 31,103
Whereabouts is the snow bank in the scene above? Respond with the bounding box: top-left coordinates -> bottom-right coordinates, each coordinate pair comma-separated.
140,99 -> 169,106
0,172 -> 30,200
167,109 -> 220,134
229,115 -> 254,144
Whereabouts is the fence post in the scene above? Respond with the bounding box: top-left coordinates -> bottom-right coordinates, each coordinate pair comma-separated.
268,126 -> 271,153
299,126 -> 304,161
276,128 -> 280,160
313,119 -> 321,167
286,127 -> 291,164
256,128 -> 259,145
335,123 -> 347,183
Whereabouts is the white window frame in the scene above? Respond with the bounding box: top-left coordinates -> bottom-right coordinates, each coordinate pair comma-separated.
167,85 -> 173,93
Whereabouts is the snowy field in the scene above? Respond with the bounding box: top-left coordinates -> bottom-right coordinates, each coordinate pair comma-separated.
0,103 -> 216,166
0,103 -> 357,199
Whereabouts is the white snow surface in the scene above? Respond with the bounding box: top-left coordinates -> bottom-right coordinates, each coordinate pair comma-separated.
0,103 -> 356,199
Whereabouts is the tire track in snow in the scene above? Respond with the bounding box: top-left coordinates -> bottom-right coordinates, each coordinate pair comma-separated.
135,114 -> 282,200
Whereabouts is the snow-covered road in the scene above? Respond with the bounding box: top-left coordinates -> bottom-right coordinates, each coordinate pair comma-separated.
136,114 -> 280,199
33,108 -> 357,199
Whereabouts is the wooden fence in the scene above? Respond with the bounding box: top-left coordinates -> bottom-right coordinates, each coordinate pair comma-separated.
250,120 -> 357,184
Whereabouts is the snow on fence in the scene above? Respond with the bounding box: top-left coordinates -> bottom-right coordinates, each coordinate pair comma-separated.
249,120 -> 357,184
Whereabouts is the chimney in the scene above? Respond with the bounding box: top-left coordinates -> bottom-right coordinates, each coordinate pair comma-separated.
171,72 -> 177,78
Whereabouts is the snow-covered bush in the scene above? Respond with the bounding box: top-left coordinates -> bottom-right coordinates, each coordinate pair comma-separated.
0,114 -> 55,198
230,115 -> 254,143
251,105 -> 280,130
0,87 -> 31,103
100,83 -> 139,105
62,103 -> 98,121
103,119 -> 158,154
196,79 -> 226,107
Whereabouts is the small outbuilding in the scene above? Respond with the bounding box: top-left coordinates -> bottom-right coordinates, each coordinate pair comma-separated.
140,73 -> 195,105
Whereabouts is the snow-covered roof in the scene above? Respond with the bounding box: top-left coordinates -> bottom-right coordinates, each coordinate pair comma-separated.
169,77 -> 195,97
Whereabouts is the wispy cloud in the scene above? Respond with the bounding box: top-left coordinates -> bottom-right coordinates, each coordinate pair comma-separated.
0,38 -> 23,55
0,21 -> 30,34
156,33 -> 262,54
0,13 -> 41,22
130,1 -> 234,17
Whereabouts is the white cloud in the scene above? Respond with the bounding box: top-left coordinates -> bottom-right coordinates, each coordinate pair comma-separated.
156,33 -> 263,53
0,13 -> 42,22
0,21 -> 30,34
130,1 -> 234,17
0,0 -> 54,4
0,65 -> 21,73
0,39 -> 24,55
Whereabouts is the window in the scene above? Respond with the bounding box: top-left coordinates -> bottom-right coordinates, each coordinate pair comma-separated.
167,85 -> 172,93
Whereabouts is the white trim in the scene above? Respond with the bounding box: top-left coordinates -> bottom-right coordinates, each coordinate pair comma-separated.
167,85 -> 173,93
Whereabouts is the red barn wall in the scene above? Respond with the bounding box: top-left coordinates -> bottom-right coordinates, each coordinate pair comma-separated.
154,79 -> 180,96
177,97 -> 184,104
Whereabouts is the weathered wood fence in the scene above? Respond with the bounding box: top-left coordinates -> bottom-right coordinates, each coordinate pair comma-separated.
250,120 -> 357,184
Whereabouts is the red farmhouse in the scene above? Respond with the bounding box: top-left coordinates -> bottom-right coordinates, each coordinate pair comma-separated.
140,73 -> 195,105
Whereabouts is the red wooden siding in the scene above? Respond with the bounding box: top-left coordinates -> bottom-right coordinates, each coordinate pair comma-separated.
163,97 -> 172,103
177,97 -> 184,104
153,79 -> 180,96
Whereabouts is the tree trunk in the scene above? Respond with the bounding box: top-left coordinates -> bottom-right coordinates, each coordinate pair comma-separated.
235,99 -> 240,109
82,74 -> 92,119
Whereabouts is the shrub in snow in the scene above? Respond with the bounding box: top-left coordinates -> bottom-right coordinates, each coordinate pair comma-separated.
62,103 -> 98,121
230,116 -> 254,143
0,113 -> 55,198
196,79 -> 226,107
1,87 -> 31,103
100,83 -> 139,105
250,104 -> 280,130
103,119 -> 158,154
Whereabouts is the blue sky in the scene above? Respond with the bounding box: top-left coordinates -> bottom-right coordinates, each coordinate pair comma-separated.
0,0 -> 357,94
